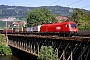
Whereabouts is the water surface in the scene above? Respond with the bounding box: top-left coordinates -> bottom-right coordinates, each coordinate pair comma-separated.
0,55 -> 20,60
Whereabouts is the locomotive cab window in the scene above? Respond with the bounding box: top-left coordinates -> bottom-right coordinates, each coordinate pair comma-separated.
65,24 -> 68,27
70,24 -> 76,28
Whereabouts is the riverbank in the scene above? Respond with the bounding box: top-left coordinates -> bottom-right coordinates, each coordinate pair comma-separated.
0,55 -> 20,60
0,34 -> 12,56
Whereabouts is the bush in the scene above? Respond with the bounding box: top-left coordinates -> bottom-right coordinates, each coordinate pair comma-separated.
0,34 -> 11,55
38,46 -> 57,60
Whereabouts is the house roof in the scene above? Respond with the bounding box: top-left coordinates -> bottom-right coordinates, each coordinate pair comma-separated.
12,22 -> 19,25
19,21 -> 26,25
56,16 -> 68,21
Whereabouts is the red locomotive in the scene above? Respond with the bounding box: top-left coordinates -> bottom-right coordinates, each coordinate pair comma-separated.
40,21 -> 78,33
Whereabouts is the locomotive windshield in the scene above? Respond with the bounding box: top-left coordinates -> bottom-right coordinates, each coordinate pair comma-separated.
70,24 -> 76,28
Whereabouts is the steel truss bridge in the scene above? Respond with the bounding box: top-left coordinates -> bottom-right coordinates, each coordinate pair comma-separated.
5,32 -> 90,60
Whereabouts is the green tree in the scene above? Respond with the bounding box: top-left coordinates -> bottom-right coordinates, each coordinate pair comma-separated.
0,34 -> 11,55
26,8 -> 58,26
83,18 -> 90,30
70,8 -> 90,30
38,46 -> 57,60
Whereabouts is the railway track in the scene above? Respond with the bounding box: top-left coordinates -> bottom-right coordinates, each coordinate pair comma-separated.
2,30 -> 90,37
77,30 -> 90,36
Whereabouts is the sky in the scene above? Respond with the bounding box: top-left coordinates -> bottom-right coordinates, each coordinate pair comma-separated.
0,0 -> 90,10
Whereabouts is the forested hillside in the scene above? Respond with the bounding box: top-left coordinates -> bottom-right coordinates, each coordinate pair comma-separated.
0,5 -> 90,19
0,5 -> 34,19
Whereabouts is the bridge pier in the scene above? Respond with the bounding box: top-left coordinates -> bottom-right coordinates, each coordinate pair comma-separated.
3,34 -> 8,46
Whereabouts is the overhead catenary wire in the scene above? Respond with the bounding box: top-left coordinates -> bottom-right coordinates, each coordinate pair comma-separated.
67,0 -> 82,6
66,0 -> 90,10
49,0 -> 83,7
82,5 -> 90,9
49,0 -> 90,10
80,5 -> 90,10
49,0 -> 60,5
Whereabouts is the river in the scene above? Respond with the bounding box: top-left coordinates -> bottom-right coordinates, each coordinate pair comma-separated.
0,55 -> 20,60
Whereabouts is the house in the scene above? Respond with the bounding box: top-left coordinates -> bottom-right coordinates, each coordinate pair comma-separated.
12,22 -> 19,27
12,21 -> 26,27
56,16 -> 68,22
19,21 -> 26,27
